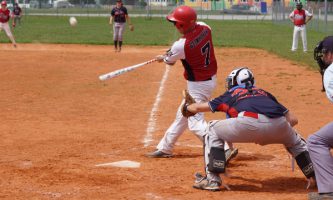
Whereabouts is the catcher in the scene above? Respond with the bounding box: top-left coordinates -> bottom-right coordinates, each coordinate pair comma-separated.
182,67 -> 315,191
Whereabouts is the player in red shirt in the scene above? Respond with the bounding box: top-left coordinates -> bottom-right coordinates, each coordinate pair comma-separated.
0,1 -> 16,47
146,6 -> 238,161
289,1 -> 312,52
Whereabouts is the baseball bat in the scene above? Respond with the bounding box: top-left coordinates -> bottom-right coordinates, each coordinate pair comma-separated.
99,58 -> 158,81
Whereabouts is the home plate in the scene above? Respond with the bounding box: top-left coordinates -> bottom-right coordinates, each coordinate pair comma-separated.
95,160 -> 141,168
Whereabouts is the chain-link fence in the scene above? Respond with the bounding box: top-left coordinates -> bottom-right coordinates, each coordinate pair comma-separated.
17,0 -> 268,19
14,0 -> 333,32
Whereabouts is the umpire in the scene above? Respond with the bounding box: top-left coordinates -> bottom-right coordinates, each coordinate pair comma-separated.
184,67 -> 315,191
308,36 -> 333,200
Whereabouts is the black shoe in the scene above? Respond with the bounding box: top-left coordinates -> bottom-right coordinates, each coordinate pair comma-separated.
145,150 -> 173,158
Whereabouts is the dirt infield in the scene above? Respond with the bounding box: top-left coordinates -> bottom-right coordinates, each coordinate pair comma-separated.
0,44 -> 332,199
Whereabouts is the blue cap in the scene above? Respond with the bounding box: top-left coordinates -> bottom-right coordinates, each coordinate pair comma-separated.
322,36 -> 333,53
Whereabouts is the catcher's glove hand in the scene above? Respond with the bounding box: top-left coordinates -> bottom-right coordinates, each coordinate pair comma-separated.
129,24 -> 134,31
181,90 -> 196,118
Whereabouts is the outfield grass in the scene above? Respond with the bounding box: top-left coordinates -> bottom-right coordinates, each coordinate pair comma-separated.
1,16 -> 327,69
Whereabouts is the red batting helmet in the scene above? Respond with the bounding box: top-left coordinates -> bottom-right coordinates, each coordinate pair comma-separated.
167,6 -> 197,32
1,1 -> 7,6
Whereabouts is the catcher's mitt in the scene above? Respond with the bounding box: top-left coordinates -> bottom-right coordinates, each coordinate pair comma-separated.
129,24 -> 134,31
181,90 -> 196,118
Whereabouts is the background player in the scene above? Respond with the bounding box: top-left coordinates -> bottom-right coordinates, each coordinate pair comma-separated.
308,36 -> 333,200
146,5 -> 238,160
0,1 -> 16,47
12,3 -> 22,27
109,0 -> 133,52
289,1 -> 312,52
184,67 -> 315,191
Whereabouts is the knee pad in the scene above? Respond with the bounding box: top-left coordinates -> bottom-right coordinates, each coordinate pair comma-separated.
208,147 -> 226,173
295,151 -> 315,179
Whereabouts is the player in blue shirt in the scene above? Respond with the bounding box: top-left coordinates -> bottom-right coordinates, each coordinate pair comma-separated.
109,0 -> 133,52
184,67 -> 315,191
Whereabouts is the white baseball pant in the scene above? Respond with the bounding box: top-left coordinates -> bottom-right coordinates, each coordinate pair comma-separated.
156,75 -> 217,154
291,25 -> 308,52
0,22 -> 16,45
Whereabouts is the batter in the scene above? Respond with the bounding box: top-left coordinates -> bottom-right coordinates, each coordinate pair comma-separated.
146,5 -> 237,159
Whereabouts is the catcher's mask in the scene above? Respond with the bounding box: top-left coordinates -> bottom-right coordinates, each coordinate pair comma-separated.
314,36 -> 333,91
167,6 -> 197,33
314,36 -> 333,70
226,67 -> 254,90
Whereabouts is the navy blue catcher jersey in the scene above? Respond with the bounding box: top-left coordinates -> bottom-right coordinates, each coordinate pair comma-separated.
208,86 -> 288,118
111,6 -> 128,23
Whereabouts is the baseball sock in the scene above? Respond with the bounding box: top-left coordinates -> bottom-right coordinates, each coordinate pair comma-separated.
119,41 -> 123,49
114,40 -> 118,49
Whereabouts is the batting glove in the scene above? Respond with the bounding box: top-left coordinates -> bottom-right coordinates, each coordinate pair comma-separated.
156,55 -> 166,63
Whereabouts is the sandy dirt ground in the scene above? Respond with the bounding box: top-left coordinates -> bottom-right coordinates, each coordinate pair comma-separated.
0,44 -> 332,200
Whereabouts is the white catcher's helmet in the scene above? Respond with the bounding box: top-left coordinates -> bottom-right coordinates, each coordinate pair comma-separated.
226,67 -> 255,90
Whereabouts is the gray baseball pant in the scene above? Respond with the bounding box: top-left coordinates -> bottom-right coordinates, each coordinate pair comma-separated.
204,112 -> 308,183
307,122 -> 333,194
113,22 -> 125,41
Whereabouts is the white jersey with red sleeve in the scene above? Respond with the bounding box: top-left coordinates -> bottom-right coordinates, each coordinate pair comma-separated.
0,9 -> 10,23
163,22 -> 217,81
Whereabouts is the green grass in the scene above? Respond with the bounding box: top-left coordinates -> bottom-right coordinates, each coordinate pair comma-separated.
1,16 -> 328,69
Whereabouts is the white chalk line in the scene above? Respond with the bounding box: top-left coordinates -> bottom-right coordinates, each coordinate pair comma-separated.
143,65 -> 171,147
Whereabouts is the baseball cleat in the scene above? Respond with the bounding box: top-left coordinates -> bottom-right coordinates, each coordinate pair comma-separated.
194,172 -> 206,183
145,150 -> 173,158
225,148 -> 238,165
308,192 -> 333,200
193,174 -> 221,191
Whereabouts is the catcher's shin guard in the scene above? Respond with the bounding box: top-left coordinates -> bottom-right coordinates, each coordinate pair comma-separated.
295,151 -> 315,179
208,147 -> 226,173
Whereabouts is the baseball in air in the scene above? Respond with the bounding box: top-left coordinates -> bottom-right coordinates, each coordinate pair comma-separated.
69,17 -> 77,26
